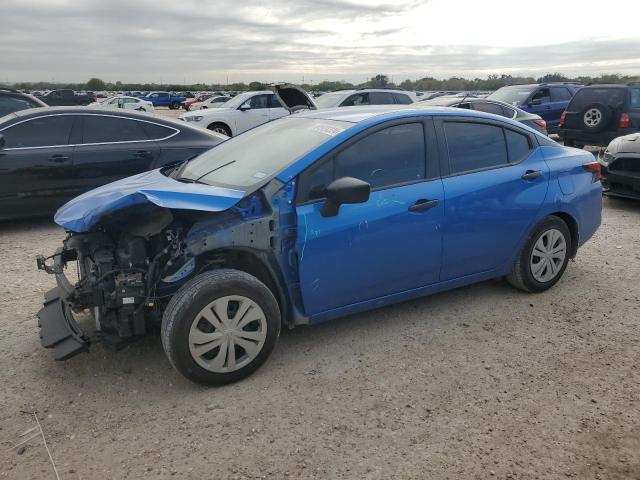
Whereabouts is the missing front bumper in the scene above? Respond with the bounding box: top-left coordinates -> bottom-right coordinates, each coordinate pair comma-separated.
37,287 -> 89,361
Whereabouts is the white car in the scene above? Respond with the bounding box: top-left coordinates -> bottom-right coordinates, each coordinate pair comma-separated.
314,89 -> 415,108
188,95 -> 231,111
179,91 -> 291,136
89,95 -> 155,114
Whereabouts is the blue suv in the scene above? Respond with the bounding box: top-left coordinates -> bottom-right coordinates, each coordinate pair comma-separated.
37,105 -> 602,385
488,83 -> 582,133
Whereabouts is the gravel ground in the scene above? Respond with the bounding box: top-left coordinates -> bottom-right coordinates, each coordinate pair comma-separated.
1,194 -> 639,479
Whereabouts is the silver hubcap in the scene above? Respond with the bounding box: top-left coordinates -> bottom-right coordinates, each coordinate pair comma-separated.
584,108 -> 602,127
530,229 -> 567,283
188,295 -> 267,373
212,127 -> 228,135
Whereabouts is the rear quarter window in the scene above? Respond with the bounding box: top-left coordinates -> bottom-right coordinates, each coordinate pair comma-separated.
630,88 -> 640,109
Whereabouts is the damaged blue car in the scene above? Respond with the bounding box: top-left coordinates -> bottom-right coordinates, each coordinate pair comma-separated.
37,97 -> 603,385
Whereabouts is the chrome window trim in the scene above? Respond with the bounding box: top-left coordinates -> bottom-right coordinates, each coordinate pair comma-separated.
0,112 -> 179,150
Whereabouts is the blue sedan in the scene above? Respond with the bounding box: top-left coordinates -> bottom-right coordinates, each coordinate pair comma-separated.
38,106 -> 602,385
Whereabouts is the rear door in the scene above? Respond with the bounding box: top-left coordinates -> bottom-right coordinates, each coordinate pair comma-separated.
549,87 -> 573,128
526,87 -> 552,123
0,114 -> 77,217
236,94 -> 271,134
268,94 -> 289,121
295,119 -> 443,318
435,117 -> 549,280
71,114 -> 160,192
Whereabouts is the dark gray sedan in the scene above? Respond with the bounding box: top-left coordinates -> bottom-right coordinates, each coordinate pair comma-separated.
416,96 -> 549,135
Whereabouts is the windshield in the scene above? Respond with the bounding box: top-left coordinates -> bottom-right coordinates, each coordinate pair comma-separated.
315,92 -> 349,109
175,117 -> 351,188
487,86 -> 534,106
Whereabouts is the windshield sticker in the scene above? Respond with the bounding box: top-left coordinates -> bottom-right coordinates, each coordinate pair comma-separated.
310,124 -> 345,136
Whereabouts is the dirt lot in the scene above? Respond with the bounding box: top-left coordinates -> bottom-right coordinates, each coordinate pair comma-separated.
1,196 -> 639,480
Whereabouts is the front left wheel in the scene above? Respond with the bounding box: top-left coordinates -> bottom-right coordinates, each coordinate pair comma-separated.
161,269 -> 281,385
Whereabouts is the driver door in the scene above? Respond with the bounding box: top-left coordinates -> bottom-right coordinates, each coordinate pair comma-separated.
294,119 -> 443,320
236,94 -> 270,134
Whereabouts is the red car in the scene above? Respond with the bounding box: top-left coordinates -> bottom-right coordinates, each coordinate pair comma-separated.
182,94 -> 213,111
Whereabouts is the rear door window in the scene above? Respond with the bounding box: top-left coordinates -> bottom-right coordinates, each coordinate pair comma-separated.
394,93 -> 413,104
81,115 -> 149,144
471,101 -> 504,116
531,88 -> 550,105
550,87 -> 572,102
369,92 -> 396,105
139,121 -> 176,140
443,121 -> 508,174
2,115 -> 75,148
340,93 -> 369,106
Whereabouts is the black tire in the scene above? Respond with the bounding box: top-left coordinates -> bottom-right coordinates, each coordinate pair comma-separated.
580,102 -> 612,133
170,101 -> 181,110
506,216 -> 572,293
161,269 -> 281,385
207,122 -> 232,137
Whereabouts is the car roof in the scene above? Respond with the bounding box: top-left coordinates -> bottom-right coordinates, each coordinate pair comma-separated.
296,104 -> 519,124
581,84 -> 629,89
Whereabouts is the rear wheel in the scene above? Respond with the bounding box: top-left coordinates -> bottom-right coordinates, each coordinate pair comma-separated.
170,101 -> 181,110
161,269 -> 280,385
507,216 -> 571,293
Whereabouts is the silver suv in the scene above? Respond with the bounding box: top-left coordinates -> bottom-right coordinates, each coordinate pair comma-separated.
313,88 -> 416,108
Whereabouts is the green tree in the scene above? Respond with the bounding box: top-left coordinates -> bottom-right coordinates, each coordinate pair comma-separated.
86,77 -> 106,90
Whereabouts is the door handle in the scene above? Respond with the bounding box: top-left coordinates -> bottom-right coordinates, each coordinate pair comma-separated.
521,170 -> 542,181
48,154 -> 69,163
408,199 -> 439,212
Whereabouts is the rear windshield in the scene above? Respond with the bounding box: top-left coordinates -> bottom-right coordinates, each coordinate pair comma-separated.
174,117 -> 351,188
569,88 -> 627,111
487,86 -> 534,107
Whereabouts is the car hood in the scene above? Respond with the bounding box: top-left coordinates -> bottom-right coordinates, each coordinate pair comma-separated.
54,168 -> 245,233
606,133 -> 640,155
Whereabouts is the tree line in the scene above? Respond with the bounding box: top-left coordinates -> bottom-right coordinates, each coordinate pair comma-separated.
4,73 -> 639,93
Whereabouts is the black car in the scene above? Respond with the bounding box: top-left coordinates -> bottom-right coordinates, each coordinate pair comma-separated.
558,83 -> 640,147
0,107 -> 227,220
0,89 -> 47,117
37,89 -> 94,106
416,95 -> 549,135
599,133 -> 640,200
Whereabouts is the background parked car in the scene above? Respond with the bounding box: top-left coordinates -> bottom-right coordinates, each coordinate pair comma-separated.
90,95 -> 155,114
558,83 -> 640,147
179,90 -> 289,136
36,89 -> 94,106
487,83 -> 582,133
0,107 -> 226,220
598,132 -> 640,199
181,93 -> 212,110
188,95 -> 231,111
313,88 -> 415,108
0,88 -> 47,117
141,91 -> 186,110
417,95 -> 548,134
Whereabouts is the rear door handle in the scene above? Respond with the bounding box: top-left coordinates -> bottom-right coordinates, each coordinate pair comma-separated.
408,199 -> 439,212
521,170 -> 542,181
48,154 -> 69,163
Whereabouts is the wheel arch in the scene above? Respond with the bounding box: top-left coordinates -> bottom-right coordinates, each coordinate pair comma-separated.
545,211 -> 579,258
194,247 -> 292,326
206,121 -> 232,136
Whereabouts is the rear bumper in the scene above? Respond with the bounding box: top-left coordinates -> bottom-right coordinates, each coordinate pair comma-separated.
558,128 -> 637,147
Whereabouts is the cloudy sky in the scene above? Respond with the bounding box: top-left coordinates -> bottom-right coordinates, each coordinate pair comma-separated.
2,0 -> 639,84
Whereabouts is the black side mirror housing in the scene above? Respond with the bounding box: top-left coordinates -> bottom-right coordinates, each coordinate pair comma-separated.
321,177 -> 370,217
239,104 -> 251,111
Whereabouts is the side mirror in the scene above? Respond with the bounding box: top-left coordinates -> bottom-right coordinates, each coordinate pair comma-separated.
0,134 -> 5,149
321,177 -> 370,217
239,103 -> 251,111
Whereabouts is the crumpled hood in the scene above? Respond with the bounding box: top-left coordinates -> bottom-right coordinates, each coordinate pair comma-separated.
606,133 -> 640,155
55,168 -> 245,233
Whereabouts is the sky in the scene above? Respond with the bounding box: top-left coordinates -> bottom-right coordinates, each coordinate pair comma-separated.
1,0 -> 639,84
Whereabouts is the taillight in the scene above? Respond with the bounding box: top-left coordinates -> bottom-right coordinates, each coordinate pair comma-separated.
534,118 -> 547,130
583,162 -> 601,182
559,111 -> 567,127
619,112 -> 630,129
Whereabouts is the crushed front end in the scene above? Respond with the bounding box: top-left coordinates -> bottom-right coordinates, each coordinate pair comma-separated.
36,206 -> 193,360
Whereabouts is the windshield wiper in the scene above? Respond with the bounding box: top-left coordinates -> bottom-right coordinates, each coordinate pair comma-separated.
174,177 -> 207,184
195,160 -> 237,182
